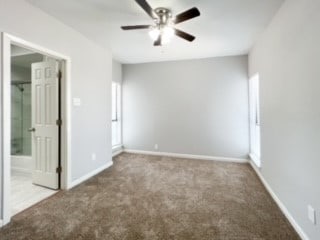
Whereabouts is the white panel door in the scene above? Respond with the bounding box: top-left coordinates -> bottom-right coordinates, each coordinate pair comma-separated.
31,61 -> 59,189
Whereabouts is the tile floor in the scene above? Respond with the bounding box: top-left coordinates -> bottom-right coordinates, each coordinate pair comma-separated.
11,170 -> 58,216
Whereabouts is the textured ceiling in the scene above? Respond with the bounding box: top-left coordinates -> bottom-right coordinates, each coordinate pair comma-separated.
27,0 -> 284,63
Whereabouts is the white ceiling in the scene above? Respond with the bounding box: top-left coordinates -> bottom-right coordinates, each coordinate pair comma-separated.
27,0 -> 284,64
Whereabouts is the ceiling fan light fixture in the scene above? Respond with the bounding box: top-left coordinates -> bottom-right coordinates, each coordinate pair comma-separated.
149,25 -> 174,44
149,27 -> 160,41
161,26 -> 175,44
122,0 -> 200,46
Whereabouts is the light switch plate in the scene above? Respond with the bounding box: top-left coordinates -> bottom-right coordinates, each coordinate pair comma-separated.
308,205 -> 316,225
73,98 -> 81,106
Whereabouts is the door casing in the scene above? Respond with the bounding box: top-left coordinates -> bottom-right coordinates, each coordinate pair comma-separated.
1,32 -> 72,225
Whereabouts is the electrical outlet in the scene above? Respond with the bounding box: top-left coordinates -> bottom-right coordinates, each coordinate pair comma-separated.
91,153 -> 96,161
154,144 -> 158,150
308,205 -> 316,225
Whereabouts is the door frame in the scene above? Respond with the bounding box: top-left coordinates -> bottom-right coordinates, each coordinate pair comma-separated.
1,32 -> 72,225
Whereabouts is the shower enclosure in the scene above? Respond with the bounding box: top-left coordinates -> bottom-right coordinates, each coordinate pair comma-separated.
11,82 -> 32,156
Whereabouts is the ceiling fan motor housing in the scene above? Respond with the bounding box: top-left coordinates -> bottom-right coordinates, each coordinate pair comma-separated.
154,8 -> 172,26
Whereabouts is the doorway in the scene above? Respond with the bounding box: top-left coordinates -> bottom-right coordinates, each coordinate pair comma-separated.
1,33 -> 71,226
10,45 -> 60,216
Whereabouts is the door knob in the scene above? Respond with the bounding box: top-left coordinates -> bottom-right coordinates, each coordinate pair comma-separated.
28,127 -> 36,132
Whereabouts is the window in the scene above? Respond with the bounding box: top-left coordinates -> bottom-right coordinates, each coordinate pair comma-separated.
112,82 -> 121,147
249,74 -> 261,167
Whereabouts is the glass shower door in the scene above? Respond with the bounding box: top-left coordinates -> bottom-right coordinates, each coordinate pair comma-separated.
11,83 -> 32,156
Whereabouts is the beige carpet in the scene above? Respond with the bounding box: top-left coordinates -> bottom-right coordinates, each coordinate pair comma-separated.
0,153 -> 300,240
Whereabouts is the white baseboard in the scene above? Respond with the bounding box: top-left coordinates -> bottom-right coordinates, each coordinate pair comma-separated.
112,145 -> 124,157
0,219 -> 3,227
249,161 -> 309,240
68,161 -> 113,189
124,149 -> 248,163
249,153 -> 261,168
113,149 -> 123,157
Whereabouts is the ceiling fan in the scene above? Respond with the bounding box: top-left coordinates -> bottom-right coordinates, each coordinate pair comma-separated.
121,0 -> 201,46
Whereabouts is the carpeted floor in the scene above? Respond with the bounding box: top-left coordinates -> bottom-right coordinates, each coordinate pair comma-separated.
0,153 -> 300,240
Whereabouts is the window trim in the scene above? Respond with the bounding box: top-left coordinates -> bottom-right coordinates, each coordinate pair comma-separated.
112,81 -> 122,147
112,82 -> 118,122
249,73 -> 261,168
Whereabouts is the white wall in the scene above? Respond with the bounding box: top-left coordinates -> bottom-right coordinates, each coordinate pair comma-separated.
123,56 -> 249,159
0,0 -> 112,218
249,0 -> 320,239
112,60 -> 122,84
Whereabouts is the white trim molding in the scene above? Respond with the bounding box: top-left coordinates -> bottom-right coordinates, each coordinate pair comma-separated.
112,145 -> 123,157
113,149 -> 123,157
124,149 -> 249,163
249,161 -> 310,240
0,219 -> 3,227
68,161 -> 113,189
249,153 -> 261,168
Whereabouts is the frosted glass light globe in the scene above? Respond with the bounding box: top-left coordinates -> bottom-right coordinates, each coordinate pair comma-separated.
149,27 -> 160,41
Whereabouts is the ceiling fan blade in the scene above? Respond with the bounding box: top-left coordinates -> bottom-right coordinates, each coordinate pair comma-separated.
174,29 -> 196,42
173,7 -> 200,24
121,25 -> 151,30
154,35 -> 162,46
135,0 -> 156,19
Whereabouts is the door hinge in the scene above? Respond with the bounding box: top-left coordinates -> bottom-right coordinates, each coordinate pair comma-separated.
56,166 -> 62,174
56,119 -> 62,126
